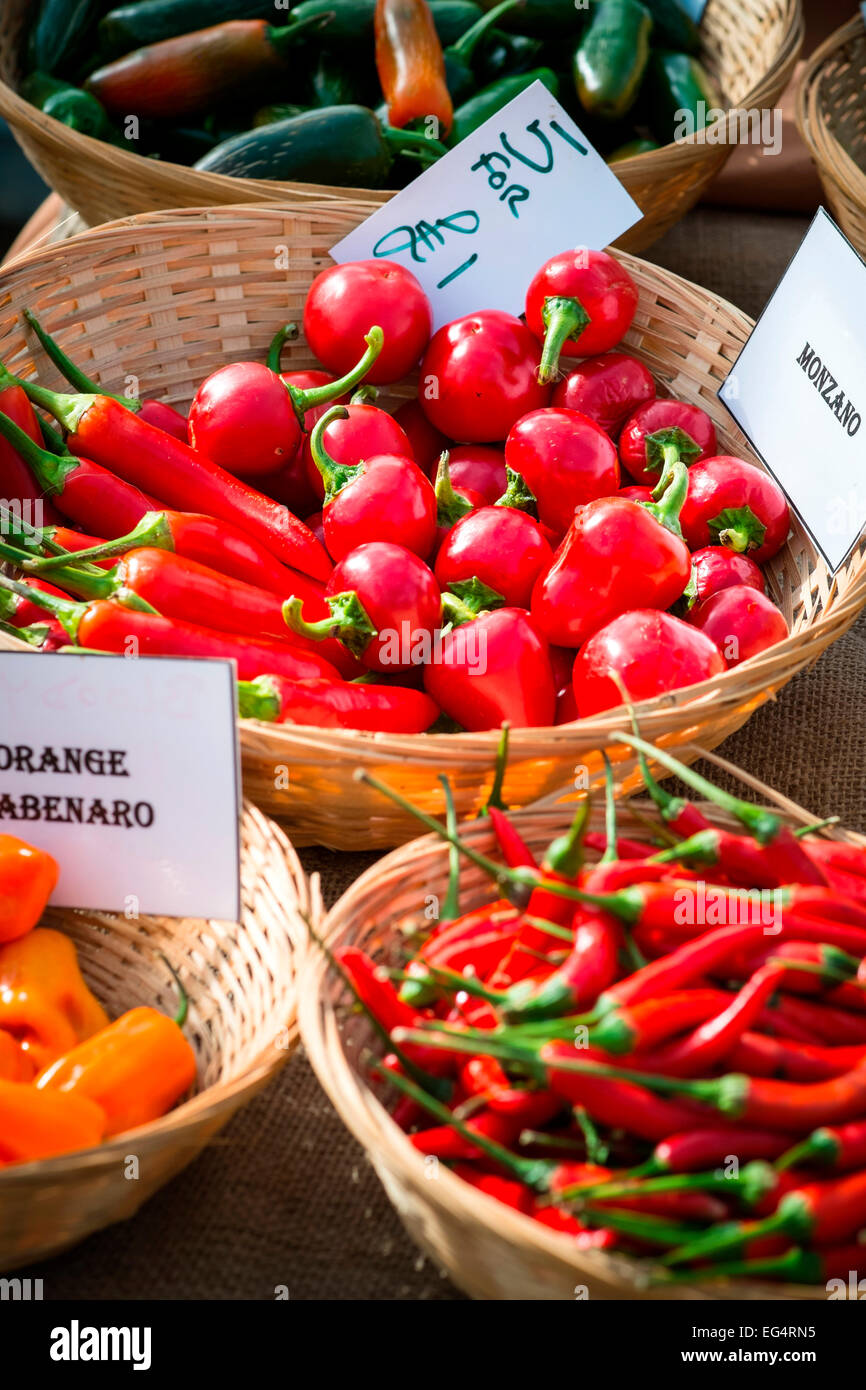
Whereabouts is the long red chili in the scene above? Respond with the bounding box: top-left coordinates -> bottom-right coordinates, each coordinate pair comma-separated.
776,1118 -> 866,1172
3,370 -> 343,581
236,675 -> 439,734
375,0 -> 453,135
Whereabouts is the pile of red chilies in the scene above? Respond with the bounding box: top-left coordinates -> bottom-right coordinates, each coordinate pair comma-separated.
0,248 -> 790,733
331,732 -> 866,1288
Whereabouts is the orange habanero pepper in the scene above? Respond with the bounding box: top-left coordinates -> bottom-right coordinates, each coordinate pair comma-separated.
0,928 -> 110,1076
0,835 -> 59,943
0,1078 -> 106,1164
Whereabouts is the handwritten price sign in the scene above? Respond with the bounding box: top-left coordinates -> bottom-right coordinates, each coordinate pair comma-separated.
330,82 -> 640,330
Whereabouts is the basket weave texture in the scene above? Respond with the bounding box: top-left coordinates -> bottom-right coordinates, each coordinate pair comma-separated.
795,15 -> 866,261
0,0 -> 802,252
0,203 -> 864,849
300,751 -> 860,1301
0,800 -> 307,1272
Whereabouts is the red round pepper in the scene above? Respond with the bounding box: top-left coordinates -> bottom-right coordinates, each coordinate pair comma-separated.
619,399 -> 716,488
504,407 -> 620,534
686,585 -> 788,667
525,249 -> 638,384
435,505 -> 552,608
304,258 -> 432,384
551,352 -> 655,438
573,609 -> 726,716
424,603 -> 555,731
680,456 -> 790,564
393,398 -> 450,474
419,311 -> 550,444
685,545 -> 765,608
302,401 -> 413,503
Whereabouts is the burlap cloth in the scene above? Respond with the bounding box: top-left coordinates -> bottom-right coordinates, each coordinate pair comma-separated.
19,209 -> 866,1300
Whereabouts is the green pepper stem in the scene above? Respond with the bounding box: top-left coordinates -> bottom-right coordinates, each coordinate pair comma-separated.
265,322 -> 299,373
537,294 -> 590,384
448,0 -> 519,59
380,125 -> 450,164
0,401 -> 75,494
494,465 -> 538,517
268,11 -> 341,56
544,799 -> 590,878
23,308 -> 141,412
291,327 -> 384,425
642,460 -> 689,539
283,590 -> 376,660
774,1128 -> 838,1172
309,405 -> 361,501
0,570 -> 84,638
439,773 -> 461,924
236,676 -> 282,723
0,363 -> 95,437
353,767 -> 644,920
434,451 -> 473,527
483,720 -> 511,813
661,1210 -> 787,1268
612,730 -> 782,845
29,512 -> 174,570
655,1247 -> 822,1287
600,752 -> 618,865
576,1203 -> 704,1248
158,953 -> 189,1029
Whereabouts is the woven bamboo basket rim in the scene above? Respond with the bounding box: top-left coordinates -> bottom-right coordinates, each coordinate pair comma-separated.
0,202 -> 863,847
0,798 -> 306,1190
0,0 -> 803,250
300,745 -> 862,1301
795,15 -> 866,215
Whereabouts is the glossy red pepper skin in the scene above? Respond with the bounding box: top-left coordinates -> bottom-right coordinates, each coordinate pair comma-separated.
33,392 -> 333,581
323,452 -> 437,562
573,609 -> 725,716
686,546 -> 765,608
419,311 -> 550,444
393,399 -> 450,475
504,408 -> 620,535
551,353 -> 655,439
731,1033 -> 866,1083
525,250 -> 638,381
0,576 -> 71,628
443,445 -> 507,502
619,399 -> 716,487
452,1163 -> 535,1214
540,1042 -> 705,1142
434,506 -> 552,608
76,599 -> 341,682
649,1128 -> 790,1173
305,260 -> 432,385
687,585 -> 788,668
531,495 -> 691,648
189,361 -> 315,480
680,456 -> 790,564
137,399 -> 189,442
303,403 -> 412,503
424,607 -> 555,731
375,0 -> 453,134
325,541 -> 442,672
0,387 -> 59,521
237,675 -> 439,733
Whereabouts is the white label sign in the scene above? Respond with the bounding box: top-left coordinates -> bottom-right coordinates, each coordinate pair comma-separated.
330,81 -> 641,330
0,652 -> 241,919
719,210 -> 866,573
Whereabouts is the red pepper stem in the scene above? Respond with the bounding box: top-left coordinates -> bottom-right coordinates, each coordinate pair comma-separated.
368,1055 -> 550,1187
661,1208 -> 795,1269
439,774 -> 461,923
236,677 -> 282,723
537,294 -> 591,385
565,1160 -> 777,1207
612,730 -> 782,845
0,401 -> 78,495
27,511 -> 174,570
483,721 -> 511,813
282,591 -> 376,660
288,326 -> 384,423
657,1248 -> 821,1287
23,308 -> 142,412
0,570 -> 84,637
265,322 -> 299,374
157,953 -> 189,1029
494,465 -> 538,517
600,753 -> 618,865
354,768 -> 644,919
641,460 -> 689,540
544,798 -> 590,878
434,451 -> 473,527
775,1128 -> 839,1172
649,829 -> 720,866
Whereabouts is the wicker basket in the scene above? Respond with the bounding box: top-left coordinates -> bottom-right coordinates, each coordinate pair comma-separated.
0,0 -> 802,253
0,800 -> 307,1272
0,203 -> 864,849
300,750 -> 858,1301
795,14 -> 866,260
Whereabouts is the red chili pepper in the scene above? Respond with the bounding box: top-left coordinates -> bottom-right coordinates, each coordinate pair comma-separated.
442,445 -> 507,502
635,1128 -> 790,1176
777,1118 -> 866,1172
424,601 -> 556,732
450,1162 -> 535,1214
531,461 -> 692,647
86,14 -> 332,118
619,398 -> 717,488
393,398 -> 450,475
587,988 -> 733,1055
583,832 -> 656,861
236,675 -> 439,733
800,837 -> 866,882
0,575 -> 71,629
284,540 -> 441,673
503,408 -> 619,536
551,352 -> 655,439
23,308 -> 189,443
530,1201 -> 618,1246
0,575 -> 341,682
305,260 -> 432,387
539,1046 -> 709,1143
0,386 -> 59,521
505,915 -> 621,1021
525,250 -> 638,384
573,608 -> 725,716
310,406 -> 436,562
486,809 -> 538,873
730,1032 -> 866,1083
664,1169 -> 866,1266
662,1243 -> 866,1287
302,399 -> 414,504
420,311 -> 550,444
680,456 -> 790,564
435,504 -> 552,609
684,545 -> 765,609
6,370 -> 336,581
411,1107 -> 522,1159
768,994 -> 866,1047
375,0 -> 453,135
686,585 -> 788,668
